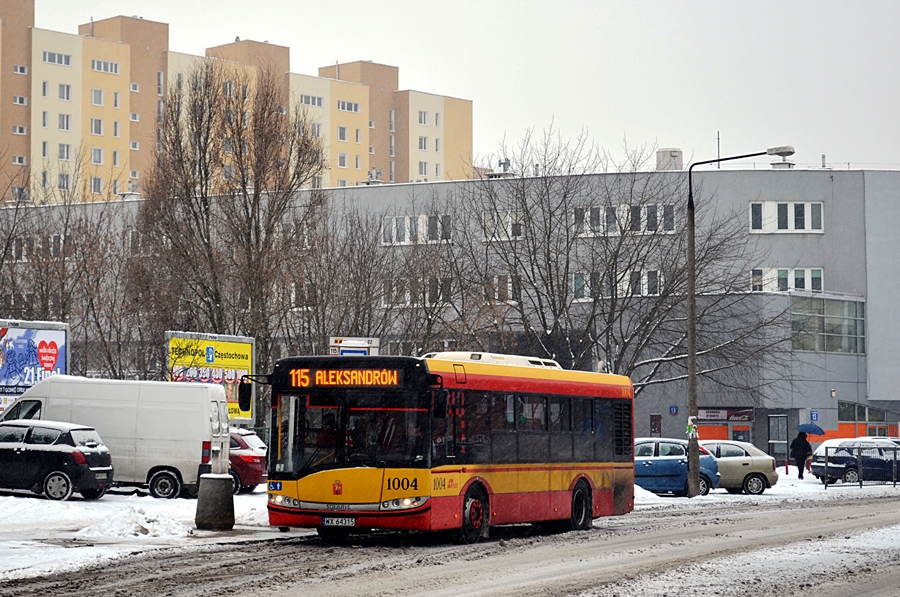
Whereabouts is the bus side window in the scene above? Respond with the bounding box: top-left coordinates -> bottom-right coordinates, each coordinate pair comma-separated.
491,393 -> 515,432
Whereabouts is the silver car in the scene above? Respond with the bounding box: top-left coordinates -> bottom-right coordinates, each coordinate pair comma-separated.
699,440 -> 779,495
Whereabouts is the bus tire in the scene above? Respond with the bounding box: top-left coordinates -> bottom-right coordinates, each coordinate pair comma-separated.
460,484 -> 488,544
569,481 -> 592,531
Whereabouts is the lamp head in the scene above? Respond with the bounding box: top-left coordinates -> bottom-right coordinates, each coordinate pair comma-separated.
766,145 -> 795,158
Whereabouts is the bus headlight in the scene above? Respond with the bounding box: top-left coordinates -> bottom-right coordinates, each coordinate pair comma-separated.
380,496 -> 428,511
269,494 -> 302,508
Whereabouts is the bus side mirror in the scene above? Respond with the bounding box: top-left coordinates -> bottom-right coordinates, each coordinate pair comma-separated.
238,380 -> 252,412
434,390 -> 448,419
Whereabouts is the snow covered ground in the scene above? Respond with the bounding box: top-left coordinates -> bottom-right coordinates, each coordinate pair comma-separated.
1,465 -> 899,584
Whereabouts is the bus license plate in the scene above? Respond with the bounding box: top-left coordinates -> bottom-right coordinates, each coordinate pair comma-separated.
322,517 -> 355,527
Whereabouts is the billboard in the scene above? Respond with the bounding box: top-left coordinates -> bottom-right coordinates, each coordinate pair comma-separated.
166,331 -> 254,421
0,319 -> 70,412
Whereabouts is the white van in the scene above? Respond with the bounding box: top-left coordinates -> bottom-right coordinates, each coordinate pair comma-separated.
0,375 -> 231,498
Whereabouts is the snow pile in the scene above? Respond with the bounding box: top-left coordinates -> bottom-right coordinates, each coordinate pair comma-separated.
74,506 -> 192,538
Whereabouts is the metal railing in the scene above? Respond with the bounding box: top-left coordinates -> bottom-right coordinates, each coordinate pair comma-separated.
821,446 -> 899,488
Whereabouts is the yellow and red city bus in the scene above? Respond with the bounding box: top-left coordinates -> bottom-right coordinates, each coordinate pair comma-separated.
243,352 -> 634,542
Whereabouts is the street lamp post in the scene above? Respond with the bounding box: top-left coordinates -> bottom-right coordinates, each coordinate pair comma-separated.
685,145 -> 795,497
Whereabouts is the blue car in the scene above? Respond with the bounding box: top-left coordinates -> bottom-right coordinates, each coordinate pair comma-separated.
810,438 -> 899,484
634,438 -> 720,496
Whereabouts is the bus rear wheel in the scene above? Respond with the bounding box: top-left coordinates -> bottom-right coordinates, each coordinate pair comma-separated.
569,481 -> 592,531
460,485 -> 488,544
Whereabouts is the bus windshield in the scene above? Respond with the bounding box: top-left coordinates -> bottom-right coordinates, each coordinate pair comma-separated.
272,389 -> 431,477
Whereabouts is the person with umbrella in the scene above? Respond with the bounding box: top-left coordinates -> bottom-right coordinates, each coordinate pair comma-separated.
790,430 -> 813,479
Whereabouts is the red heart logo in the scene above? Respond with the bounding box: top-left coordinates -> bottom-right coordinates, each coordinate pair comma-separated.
38,340 -> 59,371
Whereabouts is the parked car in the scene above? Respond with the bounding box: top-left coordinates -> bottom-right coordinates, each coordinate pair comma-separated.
634,438 -> 720,496
699,440 -> 778,495
229,428 -> 267,494
810,438 -> 899,484
0,419 -> 113,501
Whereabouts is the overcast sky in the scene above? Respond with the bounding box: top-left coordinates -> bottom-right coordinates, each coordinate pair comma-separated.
35,0 -> 900,170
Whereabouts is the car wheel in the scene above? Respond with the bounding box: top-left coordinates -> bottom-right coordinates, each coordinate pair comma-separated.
240,484 -> 258,494
149,470 -> 182,499
569,481 -> 592,531
743,474 -> 766,495
460,484 -> 489,544
230,470 -> 242,495
842,468 -> 860,484
43,471 -> 74,501
698,475 -> 712,496
79,487 -> 108,500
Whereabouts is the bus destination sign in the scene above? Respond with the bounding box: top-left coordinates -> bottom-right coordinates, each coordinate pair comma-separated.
289,368 -> 402,388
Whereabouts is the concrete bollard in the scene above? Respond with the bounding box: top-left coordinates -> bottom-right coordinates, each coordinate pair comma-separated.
195,473 -> 235,530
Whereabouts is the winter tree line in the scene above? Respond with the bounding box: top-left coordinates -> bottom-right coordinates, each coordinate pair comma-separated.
0,60 -> 793,425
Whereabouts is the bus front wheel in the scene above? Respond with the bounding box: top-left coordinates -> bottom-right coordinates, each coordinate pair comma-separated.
460,485 -> 488,544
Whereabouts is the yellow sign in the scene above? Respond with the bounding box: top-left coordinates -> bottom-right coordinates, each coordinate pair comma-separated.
167,336 -> 254,419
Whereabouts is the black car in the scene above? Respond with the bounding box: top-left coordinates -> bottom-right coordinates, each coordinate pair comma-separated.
0,420 -> 114,500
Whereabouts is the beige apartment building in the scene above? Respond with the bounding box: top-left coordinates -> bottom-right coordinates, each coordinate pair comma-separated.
0,1 -> 472,203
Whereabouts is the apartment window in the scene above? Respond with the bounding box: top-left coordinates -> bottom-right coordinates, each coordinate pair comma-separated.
794,269 -> 806,290
91,176 -> 103,194
42,141 -> 48,158
389,135 -> 395,157
418,111 -> 428,125
338,179 -> 348,187
629,271 -> 642,295
338,126 -> 348,142
337,100 -> 360,113
42,81 -> 48,97
300,94 -> 323,107
355,155 -> 361,170
41,171 -> 48,188
435,163 -> 441,177
751,269 -> 763,292
435,138 -> 441,153
91,147 -> 103,165
13,95 -> 27,105
12,125 -> 26,135
794,203 -> 805,230
428,214 -> 452,242
811,203 -> 823,230
647,270 -> 660,295
629,206 -> 641,232
389,110 -> 395,131
113,91 -> 120,108
158,100 -> 164,124
777,269 -> 789,291
157,71 -> 164,96
418,136 -> 428,151
355,128 -> 361,143
418,161 -> 428,176
390,160 -> 395,182
58,143 -> 71,160
369,146 -> 375,155
574,272 -> 588,300
130,83 -> 139,92
338,153 -> 348,168
114,121 -> 120,137
130,112 -> 139,122
369,120 -> 375,129
130,170 -> 139,179
92,88 -> 104,106
811,269 -> 822,291
91,118 -> 104,135
43,51 -> 72,66
58,114 -> 71,131
435,112 -> 441,127
646,205 -> 658,231
58,173 -> 71,190
113,179 -> 120,195
130,141 -> 140,150
12,155 -> 26,166
113,150 -> 120,167
751,203 -> 763,230
59,84 -> 71,101
42,111 -> 48,128
91,59 -> 120,74
13,65 -> 27,75
777,204 -> 789,230
606,206 -> 618,232
662,205 -> 675,231
311,122 -> 322,138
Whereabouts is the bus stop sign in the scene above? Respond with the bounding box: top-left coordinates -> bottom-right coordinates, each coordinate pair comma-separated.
329,337 -> 380,356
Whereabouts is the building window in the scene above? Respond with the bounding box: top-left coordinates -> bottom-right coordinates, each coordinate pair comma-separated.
311,122 -> 322,138
12,155 -> 26,166
435,138 -> 441,153
754,266 -> 825,293
42,111 -> 48,128
435,163 -> 441,178
58,143 -> 71,160
12,125 -> 26,135
338,153 -> 348,168
355,155 -> 361,170
113,150 -> 119,167
418,136 -> 428,151
369,120 -> 375,129
337,100 -> 360,113
338,179 -> 348,187
811,269 -> 822,291
811,203 -> 822,230
114,121 -> 120,137
114,91 -> 120,108
91,176 -> 103,194
92,88 -> 104,106
389,110 -> 395,131
91,147 -> 103,165
435,112 -> 441,127
647,270 -> 660,295
130,170 -> 139,179
130,141 -> 140,150
58,114 -> 71,131
41,141 -> 48,158
43,51 -> 72,66
58,173 -> 71,190
13,65 -> 27,75
42,81 -> 49,97
157,71 -> 164,95
130,112 -> 140,122
629,206 -> 641,232
369,146 -> 375,155
338,126 -> 347,142
777,269 -> 789,291
751,203 -> 763,230
418,161 -> 428,177
792,297 -> 865,354
662,205 -> 675,231
751,269 -> 763,292
753,201 -> 824,233
389,135 -> 395,157
794,203 -> 805,230
390,160 -> 395,182
482,211 -> 522,241
130,82 -> 139,92
13,95 -> 27,106
59,84 -> 71,101
91,59 -> 120,74
91,118 -> 104,135
355,128 -> 361,143
418,110 -> 428,125
300,94 -> 323,107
